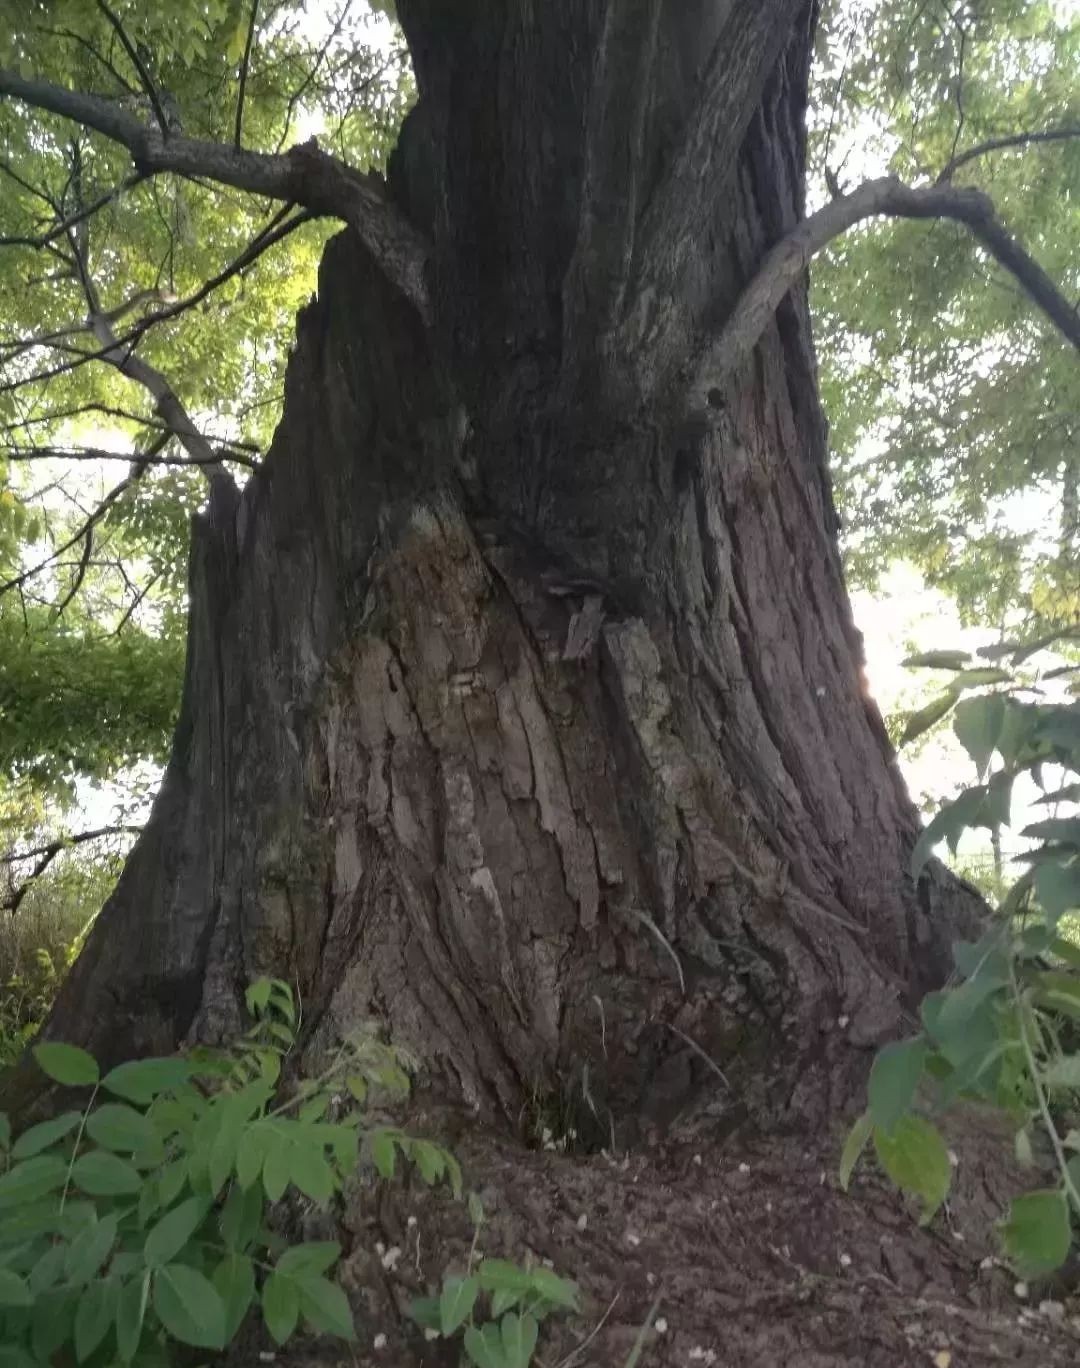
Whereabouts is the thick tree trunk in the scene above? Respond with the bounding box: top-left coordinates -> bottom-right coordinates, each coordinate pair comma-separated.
32,0 -> 984,1136
16,7 -> 1076,1362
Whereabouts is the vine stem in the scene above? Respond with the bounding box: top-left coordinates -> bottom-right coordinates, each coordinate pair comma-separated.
60,1081 -> 99,1215
1009,962 -> 1080,1220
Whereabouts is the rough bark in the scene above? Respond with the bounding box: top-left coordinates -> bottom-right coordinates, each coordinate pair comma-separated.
10,4 -> 1072,1359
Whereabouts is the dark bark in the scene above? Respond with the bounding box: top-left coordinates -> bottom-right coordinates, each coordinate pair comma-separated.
16,0 -> 986,1145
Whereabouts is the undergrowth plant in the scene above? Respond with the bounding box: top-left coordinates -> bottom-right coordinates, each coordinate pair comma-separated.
0,978 -> 464,1365
409,1247 -> 581,1368
842,633 -> 1080,1280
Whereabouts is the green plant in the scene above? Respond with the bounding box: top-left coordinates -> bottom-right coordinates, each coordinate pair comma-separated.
0,977 -> 461,1364
841,635 -> 1080,1279
409,1254 -> 581,1368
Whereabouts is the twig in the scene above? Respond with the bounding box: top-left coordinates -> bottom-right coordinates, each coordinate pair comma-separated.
2,825 -> 142,914
938,125 -> 1080,183
234,0 -> 261,148
95,0 -> 169,135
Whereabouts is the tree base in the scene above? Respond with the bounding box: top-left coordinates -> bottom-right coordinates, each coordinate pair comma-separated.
231,1111 -> 1080,1366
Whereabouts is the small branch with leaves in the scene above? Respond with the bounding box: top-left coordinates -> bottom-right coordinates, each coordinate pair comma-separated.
689,173 -> 1080,414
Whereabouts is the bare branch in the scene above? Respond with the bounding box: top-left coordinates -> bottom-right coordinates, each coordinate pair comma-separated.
0,172 -> 144,251
2,824 -> 142,914
0,457 -> 145,599
94,0 -> 169,135
0,65 -> 430,315
1,442 -> 259,471
234,0 -> 260,148
688,175 -> 1080,414
938,126 -> 1080,183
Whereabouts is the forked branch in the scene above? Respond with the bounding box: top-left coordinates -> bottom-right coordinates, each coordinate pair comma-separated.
0,66 -> 430,316
689,176 -> 1080,414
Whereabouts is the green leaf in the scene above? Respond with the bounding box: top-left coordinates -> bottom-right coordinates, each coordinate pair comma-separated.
873,1114 -> 951,1224
288,1142 -> 334,1202
31,1285 -> 76,1359
245,979 -> 272,1014
65,1212 -> 119,1285
369,1129 -> 397,1180
86,1104 -> 158,1154
298,1274 -> 355,1339
464,1322 -> 508,1368
410,1139 -> 446,1186
902,650 -> 972,671
439,1274 -> 479,1335
868,1038 -> 927,1132
839,1110 -> 874,1191
501,1311 -> 539,1368
261,1131 -> 292,1202
219,1179 -> 264,1251
911,786 -> 989,878
1036,861 -> 1080,923
212,1253 -> 255,1342
0,1268 -> 32,1306
235,1126 -> 269,1190
277,1242 -> 340,1277
71,1151 -> 142,1196
262,1271 -> 300,1345
116,1273 -> 150,1363
29,1242 -> 66,1294
0,1114 -> 9,1151
102,1058 -> 192,1105
953,694 -> 1005,778
0,1156 -> 68,1209
33,1042 -> 99,1087
1042,1055 -> 1080,1088
1023,818 -> 1080,848
1000,1190 -> 1071,1278
11,1110 -> 82,1159
527,1267 -> 580,1310
950,668 -> 1012,690
74,1278 -> 117,1362
157,1159 -> 189,1209
144,1196 -> 207,1268
900,690 -> 957,746
153,1263 -> 226,1349
1032,972 -> 1080,1020
407,1296 -> 442,1332
477,1260 -> 532,1298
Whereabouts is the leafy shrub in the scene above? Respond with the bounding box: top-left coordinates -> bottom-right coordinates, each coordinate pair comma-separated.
843,637 -> 1080,1279
410,1256 -> 581,1368
0,978 -> 462,1363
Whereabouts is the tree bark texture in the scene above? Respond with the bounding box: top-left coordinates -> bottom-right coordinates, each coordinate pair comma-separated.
34,0 -> 982,1145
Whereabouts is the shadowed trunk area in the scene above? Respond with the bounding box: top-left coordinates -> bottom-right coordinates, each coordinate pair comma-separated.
4,3 -> 1050,1362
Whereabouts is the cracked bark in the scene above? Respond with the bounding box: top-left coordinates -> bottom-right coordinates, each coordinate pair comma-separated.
20,0 -> 986,1148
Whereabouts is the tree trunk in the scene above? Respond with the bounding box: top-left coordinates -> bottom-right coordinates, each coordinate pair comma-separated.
16,7 -> 1077,1362
34,0 -> 982,1133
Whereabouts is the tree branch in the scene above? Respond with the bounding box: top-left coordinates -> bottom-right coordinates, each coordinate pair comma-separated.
561,0 -> 662,366
0,65 -> 430,316
633,0 -> 805,306
234,0 -> 260,148
1,442 -> 259,471
94,0 -> 169,135
688,176 -> 1080,414
937,125 -> 1080,182
0,172 -> 144,251
2,824 -> 142,914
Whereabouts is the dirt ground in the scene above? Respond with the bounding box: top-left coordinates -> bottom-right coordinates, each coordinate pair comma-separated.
241,1108 -> 1080,1368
